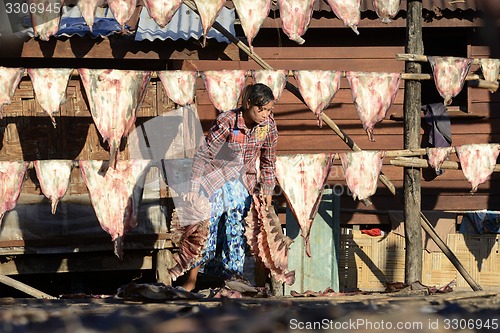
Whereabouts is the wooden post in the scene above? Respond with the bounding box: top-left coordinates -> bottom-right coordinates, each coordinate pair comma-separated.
156,249 -> 174,285
404,0 -> 424,284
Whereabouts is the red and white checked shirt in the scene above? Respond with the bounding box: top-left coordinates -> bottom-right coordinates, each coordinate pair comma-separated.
190,109 -> 278,197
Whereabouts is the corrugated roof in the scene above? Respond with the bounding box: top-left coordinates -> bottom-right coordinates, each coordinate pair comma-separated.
19,6 -> 125,39
135,4 -> 234,43
10,0 -> 482,41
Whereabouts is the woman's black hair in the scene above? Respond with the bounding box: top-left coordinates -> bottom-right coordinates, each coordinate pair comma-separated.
240,83 -> 275,111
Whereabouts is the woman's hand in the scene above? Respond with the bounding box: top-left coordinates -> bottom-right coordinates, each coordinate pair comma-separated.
185,191 -> 200,204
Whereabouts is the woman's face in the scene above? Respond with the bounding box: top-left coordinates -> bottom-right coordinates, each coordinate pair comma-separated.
246,101 -> 275,125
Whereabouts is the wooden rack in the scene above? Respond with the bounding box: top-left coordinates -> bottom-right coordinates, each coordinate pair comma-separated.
18,67 -> 499,91
396,53 -> 500,65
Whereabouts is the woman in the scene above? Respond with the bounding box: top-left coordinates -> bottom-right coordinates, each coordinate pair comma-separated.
183,83 -> 278,291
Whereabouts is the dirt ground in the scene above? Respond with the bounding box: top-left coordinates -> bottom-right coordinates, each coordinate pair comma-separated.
1,287 -> 499,333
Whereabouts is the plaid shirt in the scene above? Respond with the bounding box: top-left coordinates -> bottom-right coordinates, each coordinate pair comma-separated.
191,109 -> 278,197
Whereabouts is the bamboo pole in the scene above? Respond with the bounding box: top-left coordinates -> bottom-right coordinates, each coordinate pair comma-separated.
16,193 -> 163,205
18,64 -> 498,91
384,148 -> 429,157
395,53 -> 496,65
468,79 -> 499,92
335,148 -> 432,158
182,0 -> 482,292
400,73 -> 500,84
17,148 -> 442,168
390,157 -> 500,172
26,69 -> 494,85
21,69 -> 160,79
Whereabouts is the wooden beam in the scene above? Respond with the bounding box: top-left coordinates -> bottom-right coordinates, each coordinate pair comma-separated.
0,253 -> 153,275
9,37 -> 241,61
155,249 -> 174,285
396,53 -> 499,65
401,73 -> 500,82
468,79 -> 499,92
0,274 -> 56,299
383,148 -> 436,157
0,232 -> 172,250
404,0 -> 424,285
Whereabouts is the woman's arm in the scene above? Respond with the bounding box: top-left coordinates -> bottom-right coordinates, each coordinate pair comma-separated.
259,118 -> 278,205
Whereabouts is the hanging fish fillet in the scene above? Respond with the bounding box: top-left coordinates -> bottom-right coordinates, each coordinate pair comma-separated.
77,0 -> 105,31
27,68 -> 73,127
426,147 -> 454,173
325,0 -> 361,34
143,0 -> 183,28
157,70 -> 197,106
277,0 -> 315,45
78,68 -> 151,168
244,195 -> 295,285
275,153 -> 334,257
0,161 -> 28,225
0,67 -> 23,118
346,71 -> 401,141
428,56 -> 473,106
479,58 -> 500,93
293,70 -> 341,127
201,70 -> 247,112
340,151 -> 384,201
252,70 -> 288,101
34,160 -> 73,214
107,0 -> 138,30
456,144 -> 500,193
373,0 -> 401,23
232,0 -> 271,52
29,0 -> 62,41
168,196 -> 211,281
79,159 -> 150,258
192,0 -> 226,47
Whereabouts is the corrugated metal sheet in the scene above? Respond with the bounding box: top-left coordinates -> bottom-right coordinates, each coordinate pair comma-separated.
135,4 -> 234,43
18,6 -> 126,39
57,6 -> 123,38
17,2 -> 235,41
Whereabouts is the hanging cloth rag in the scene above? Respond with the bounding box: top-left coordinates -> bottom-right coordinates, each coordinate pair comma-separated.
421,103 -> 452,178
422,103 -> 452,148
